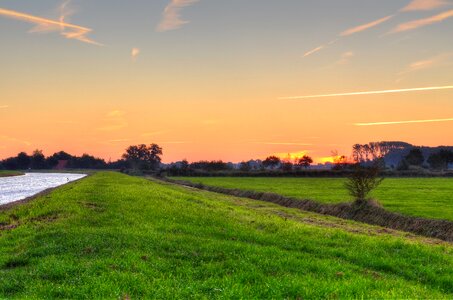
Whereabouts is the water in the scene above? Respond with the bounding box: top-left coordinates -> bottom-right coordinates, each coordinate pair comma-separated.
0,173 -> 86,205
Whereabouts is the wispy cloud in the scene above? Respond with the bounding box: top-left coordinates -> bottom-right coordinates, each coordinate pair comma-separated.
156,0 -> 199,32
97,110 -> 128,131
0,135 -> 31,146
141,131 -> 167,137
0,4 -> 101,45
401,0 -> 450,11
131,48 -> 140,61
390,9 -> 453,33
340,15 -> 394,36
355,117 -> 453,126
259,142 -> 314,146
303,39 -> 338,58
336,51 -> 355,65
0,105 -> 9,109
303,15 -> 392,58
279,85 -> 453,100
398,52 -> 453,77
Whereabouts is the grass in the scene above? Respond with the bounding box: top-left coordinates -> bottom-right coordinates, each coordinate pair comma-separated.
0,172 -> 452,298
0,171 -> 24,177
172,177 -> 453,222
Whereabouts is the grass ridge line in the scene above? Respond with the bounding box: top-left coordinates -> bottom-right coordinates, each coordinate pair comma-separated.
159,177 -> 453,242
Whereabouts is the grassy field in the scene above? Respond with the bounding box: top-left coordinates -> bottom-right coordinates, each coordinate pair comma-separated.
0,171 -> 24,177
0,172 -> 452,298
172,177 -> 453,222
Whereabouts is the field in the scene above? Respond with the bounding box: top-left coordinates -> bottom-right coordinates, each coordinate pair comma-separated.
0,172 -> 452,298
173,177 -> 453,221
0,171 -> 24,178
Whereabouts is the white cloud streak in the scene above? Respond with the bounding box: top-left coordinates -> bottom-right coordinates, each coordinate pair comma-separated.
156,0 -> 199,32
279,85 -> 453,100
0,4 -> 101,45
390,9 -> 453,33
340,15 -> 394,36
355,117 -> 453,126
402,0 -> 450,12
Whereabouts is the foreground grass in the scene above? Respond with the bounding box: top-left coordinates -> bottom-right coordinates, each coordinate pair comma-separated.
0,171 -> 24,177
0,172 -> 452,298
174,177 -> 453,221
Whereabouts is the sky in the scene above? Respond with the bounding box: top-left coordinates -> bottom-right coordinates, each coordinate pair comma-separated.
0,0 -> 452,163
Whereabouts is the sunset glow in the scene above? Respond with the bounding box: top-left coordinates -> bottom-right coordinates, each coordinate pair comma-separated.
1,1 -> 452,163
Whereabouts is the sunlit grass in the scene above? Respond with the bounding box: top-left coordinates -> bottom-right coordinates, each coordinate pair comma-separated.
0,172 -> 452,298
173,177 -> 453,221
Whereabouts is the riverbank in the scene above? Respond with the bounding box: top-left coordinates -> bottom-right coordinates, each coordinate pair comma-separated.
0,171 -> 24,178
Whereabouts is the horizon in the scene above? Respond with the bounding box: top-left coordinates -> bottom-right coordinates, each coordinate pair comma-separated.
1,0 -> 453,163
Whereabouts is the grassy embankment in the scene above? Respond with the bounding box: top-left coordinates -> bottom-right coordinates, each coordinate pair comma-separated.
0,172 -> 452,298
173,177 -> 453,221
0,171 -> 24,178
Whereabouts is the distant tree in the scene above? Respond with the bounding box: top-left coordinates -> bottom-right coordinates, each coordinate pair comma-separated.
345,164 -> 384,204
296,155 -> 313,169
122,144 -> 163,170
180,159 -> 189,171
331,150 -> 349,170
16,152 -> 31,170
280,161 -> 293,172
262,156 -> 281,170
239,161 -> 251,172
404,148 -> 424,166
30,150 -> 47,169
427,150 -> 453,170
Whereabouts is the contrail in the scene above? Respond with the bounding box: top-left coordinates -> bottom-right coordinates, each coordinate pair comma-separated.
279,85 -> 453,100
0,7 -> 101,45
355,118 -> 453,126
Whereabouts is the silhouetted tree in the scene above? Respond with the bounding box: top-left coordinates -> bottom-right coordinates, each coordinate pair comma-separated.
30,150 -> 47,169
262,156 -> 281,170
122,144 -> 163,170
427,150 -> 453,170
239,161 -> 251,172
296,155 -> 313,169
16,152 -> 31,169
404,148 -> 424,166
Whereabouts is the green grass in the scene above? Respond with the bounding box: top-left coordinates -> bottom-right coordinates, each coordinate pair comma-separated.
0,171 -> 24,177
173,177 -> 453,222
1,172 -> 452,298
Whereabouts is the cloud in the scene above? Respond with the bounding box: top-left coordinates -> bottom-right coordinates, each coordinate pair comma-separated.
131,48 -> 140,61
355,117 -> 453,126
340,15 -> 394,36
0,105 -> 9,109
401,0 -> 450,11
303,15 -> 392,57
257,142 -> 313,146
156,0 -> 199,32
0,135 -> 31,146
390,9 -> 453,33
98,110 -> 128,131
398,52 -> 453,76
337,51 -> 355,65
279,85 -> 453,100
0,4 -> 102,45
303,39 -> 338,58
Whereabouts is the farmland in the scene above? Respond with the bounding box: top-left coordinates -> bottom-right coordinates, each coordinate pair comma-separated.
172,177 -> 453,221
0,172 -> 452,298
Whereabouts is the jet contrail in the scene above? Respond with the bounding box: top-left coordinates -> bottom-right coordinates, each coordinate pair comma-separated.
355,118 -> 453,126
279,85 -> 453,100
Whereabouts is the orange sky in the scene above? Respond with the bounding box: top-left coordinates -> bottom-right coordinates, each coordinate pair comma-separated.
1,1 -> 452,163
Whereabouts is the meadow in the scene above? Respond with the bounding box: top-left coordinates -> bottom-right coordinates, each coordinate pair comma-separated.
0,172 -> 452,298
172,177 -> 453,221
